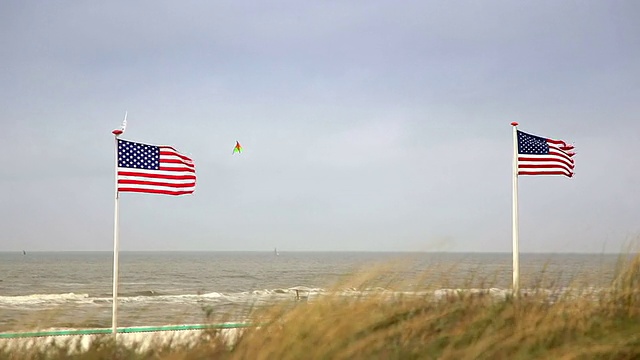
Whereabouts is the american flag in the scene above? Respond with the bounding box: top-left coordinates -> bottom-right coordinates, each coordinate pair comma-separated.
117,139 -> 196,195
517,130 -> 575,177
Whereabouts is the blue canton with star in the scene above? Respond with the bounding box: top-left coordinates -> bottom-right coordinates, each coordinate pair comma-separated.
117,139 -> 160,169
517,131 -> 549,155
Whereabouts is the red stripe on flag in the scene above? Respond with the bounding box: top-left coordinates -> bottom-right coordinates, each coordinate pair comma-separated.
118,171 -> 196,180
158,166 -> 196,173
517,157 -> 574,169
118,188 -> 195,196
161,159 -> 195,167
118,180 -> 196,188
518,170 -> 573,177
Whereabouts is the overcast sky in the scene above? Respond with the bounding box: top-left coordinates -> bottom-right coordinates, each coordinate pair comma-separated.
1,1 -> 638,253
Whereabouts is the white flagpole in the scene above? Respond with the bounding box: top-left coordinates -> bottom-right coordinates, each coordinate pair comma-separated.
111,112 -> 126,335
511,122 -> 520,295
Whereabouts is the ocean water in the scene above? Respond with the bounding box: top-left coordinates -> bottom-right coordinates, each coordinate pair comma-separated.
0,251 -> 623,331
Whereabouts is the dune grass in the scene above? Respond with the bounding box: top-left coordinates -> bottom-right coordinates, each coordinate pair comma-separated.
2,254 -> 640,359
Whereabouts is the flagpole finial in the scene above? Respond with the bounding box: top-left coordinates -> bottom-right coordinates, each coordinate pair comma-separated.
112,129 -> 124,136
511,122 -> 519,126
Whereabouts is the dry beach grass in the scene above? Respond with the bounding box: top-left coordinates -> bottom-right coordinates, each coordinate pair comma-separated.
2,253 -> 640,359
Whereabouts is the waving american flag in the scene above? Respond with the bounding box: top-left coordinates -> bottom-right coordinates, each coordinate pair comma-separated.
117,139 -> 196,195
517,130 -> 575,177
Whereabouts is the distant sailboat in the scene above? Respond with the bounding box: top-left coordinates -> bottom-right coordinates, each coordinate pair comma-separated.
274,247 -> 279,256
22,250 -> 26,255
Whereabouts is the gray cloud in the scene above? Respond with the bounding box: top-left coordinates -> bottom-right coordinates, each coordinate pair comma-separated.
1,1 -> 638,252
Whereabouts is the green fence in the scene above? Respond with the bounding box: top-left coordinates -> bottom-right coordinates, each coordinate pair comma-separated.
0,322 -> 253,339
